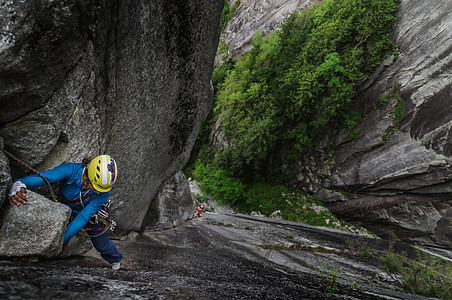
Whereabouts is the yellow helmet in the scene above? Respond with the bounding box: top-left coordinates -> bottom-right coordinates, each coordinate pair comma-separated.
87,155 -> 118,192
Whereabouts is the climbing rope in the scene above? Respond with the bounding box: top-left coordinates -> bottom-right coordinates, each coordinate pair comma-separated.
0,146 -> 57,202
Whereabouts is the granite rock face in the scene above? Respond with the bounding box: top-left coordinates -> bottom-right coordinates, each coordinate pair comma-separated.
217,0 -> 321,64
1,212 -> 439,299
0,138 -> 11,208
103,1 -> 222,231
312,0 -> 452,247
0,1 -> 100,168
0,0 -> 223,234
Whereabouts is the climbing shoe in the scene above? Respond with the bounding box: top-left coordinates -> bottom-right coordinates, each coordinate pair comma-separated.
112,262 -> 121,270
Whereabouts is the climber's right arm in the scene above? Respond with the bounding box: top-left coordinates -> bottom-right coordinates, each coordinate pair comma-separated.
8,163 -> 76,206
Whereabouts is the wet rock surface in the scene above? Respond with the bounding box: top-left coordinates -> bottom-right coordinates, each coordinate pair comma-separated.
0,213 -> 436,299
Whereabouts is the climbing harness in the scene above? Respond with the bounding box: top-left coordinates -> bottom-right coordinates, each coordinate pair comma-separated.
79,199 -> 116,238
77,218 -> 116,238
0,146 -> 57,201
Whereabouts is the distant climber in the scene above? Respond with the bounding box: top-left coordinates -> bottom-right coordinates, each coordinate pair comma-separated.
8,155 -> 123,270
195,204 -> 205,217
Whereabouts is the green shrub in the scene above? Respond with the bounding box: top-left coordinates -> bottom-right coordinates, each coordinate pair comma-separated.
212,57 -> 236,95
193,160 -> 370,234
241,182 -> 289,215
192,160 -> 244,205
238,182 -> 356,229
379,91 -> 404,143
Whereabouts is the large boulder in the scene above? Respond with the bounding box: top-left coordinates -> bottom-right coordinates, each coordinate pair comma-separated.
0,190 -> 90,258
312,0 -> 452,247
144,171 -> 195,230
0,1 -> 223,233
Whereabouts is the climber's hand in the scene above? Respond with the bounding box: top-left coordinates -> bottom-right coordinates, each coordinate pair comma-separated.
9,187 -> 27,206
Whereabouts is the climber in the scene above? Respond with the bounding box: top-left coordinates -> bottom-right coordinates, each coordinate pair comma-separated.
195,204 -> 204,217
8,155 -> 123,270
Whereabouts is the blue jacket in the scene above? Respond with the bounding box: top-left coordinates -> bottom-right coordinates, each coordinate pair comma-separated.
15,163 -> 110,243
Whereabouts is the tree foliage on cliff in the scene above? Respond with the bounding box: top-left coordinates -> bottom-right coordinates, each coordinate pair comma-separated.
211,0 -> 399,181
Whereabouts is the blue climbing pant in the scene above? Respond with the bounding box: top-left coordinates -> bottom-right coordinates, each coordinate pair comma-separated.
85,223 -> 122,264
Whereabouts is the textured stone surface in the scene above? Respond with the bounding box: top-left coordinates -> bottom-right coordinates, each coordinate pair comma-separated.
145,171 -> 195,230
0,1 -> 98,168
313,0 -> 452,247
0,191 -> 70,257
0,138 -> 11,208
59,233 -> 93,258
103,1 -> 223,231
217,0 -> 321,63
0,0 -> 223,233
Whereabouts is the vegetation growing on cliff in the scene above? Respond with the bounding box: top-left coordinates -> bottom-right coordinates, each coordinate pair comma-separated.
187,0 -> 400,224
192,160 -> 369,233
208,0 -> 400,182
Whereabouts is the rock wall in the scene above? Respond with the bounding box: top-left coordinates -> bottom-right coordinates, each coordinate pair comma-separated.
312,0 -> 452,247
0,139 -> 10,208
216,0 -> 321,64
0,0 -> 223,235
146,171 -> 195,231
